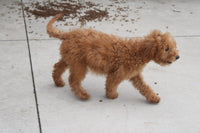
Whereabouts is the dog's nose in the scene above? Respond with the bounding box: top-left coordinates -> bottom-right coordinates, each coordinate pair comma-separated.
176,55 -> 180,60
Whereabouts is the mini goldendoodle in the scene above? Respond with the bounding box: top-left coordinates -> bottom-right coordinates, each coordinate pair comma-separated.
47,14 -> 179,103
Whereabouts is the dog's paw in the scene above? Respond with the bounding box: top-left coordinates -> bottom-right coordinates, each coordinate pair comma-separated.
75,89 -> 90,100
146,94 -> 160,103
55,80 -> 65,87
106,92 -> 119,99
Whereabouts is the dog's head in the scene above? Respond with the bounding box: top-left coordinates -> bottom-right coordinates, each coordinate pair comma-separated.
149,30 -> 179,66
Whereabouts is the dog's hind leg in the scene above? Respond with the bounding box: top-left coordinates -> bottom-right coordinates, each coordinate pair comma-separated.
130,74 -> 160,103
68,63 -> 90,100
52,59 -> 68,87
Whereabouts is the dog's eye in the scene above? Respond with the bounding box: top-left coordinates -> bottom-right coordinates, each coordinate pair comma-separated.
165,47 -> 169,52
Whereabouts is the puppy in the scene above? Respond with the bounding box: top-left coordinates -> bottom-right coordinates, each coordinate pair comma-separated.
47,14 -> 179,103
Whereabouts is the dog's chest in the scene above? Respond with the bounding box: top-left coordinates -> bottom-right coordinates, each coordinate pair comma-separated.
125,71 -> 139,79
124,65 -> 145,79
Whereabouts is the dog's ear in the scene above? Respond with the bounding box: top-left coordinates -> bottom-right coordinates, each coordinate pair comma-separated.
151,30 -> 162,36
141,31 -> 161,59
151,30 -> 163,41
162,32 -> 171,41
147,30 -> 163,42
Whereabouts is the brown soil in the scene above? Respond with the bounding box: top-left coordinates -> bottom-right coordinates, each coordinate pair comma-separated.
22,0 -> 109,25
19,0 -> 136,26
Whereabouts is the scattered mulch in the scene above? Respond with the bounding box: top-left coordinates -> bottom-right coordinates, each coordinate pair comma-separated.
99,100 -> 103,102
79,9 -> 109,25
5,0 -> 145,33
22,0 -> 109,26
18,0 -> 136,26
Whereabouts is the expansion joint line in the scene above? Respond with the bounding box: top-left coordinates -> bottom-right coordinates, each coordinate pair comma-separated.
21,0 -> 42,133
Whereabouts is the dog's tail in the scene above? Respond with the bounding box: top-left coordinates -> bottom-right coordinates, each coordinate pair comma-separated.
47,14 -> 68,40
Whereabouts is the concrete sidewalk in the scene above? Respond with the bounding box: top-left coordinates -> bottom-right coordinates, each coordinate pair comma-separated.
0,0 -> 200,133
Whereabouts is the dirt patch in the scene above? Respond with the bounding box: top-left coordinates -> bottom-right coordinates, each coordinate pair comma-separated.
22,0 -> 109,26
79,9 -> 109,25
4,0 -> 142,34
19,0 -> 135,26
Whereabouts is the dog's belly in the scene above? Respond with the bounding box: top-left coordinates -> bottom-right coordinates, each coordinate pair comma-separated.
88,67 -> 108,75
87,60 -> 110,74
85,48 -> 113,74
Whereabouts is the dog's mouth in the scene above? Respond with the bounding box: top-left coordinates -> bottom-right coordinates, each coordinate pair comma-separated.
167,61 -> 172,64
165,55 -> 180,64
158,60 -> 173,66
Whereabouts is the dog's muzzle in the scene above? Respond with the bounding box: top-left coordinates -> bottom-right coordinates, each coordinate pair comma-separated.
176,55 -> 180,60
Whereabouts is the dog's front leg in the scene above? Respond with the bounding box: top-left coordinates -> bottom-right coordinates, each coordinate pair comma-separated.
105,72 -> 124,99
130,74 -> 160,103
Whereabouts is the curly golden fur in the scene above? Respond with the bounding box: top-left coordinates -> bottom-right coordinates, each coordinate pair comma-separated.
47,14 -> 179,103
